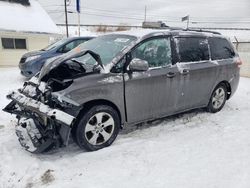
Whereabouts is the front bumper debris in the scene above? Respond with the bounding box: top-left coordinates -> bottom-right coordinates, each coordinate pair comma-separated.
3,83 -> 77,153
7,91 -> 75,126
16,118 -> 42,153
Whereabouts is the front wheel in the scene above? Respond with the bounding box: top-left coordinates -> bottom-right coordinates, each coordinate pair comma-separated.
74,105 -> 120,151
207,84 -> 227,113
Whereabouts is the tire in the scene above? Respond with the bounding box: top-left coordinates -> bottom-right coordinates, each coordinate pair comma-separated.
207,83 -> 227,113
74,105 -> 120,151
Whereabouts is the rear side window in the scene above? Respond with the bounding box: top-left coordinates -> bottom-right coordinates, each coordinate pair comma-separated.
209,38 -> 235,60
176,37 -> 209,62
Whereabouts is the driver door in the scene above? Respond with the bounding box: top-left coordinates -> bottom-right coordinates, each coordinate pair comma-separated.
124,36 -> 180,124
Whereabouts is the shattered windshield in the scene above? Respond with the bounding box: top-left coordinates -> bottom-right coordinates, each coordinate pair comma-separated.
74,34 -> 137,66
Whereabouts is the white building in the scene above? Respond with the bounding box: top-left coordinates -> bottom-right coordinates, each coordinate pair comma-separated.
0,0 -> 60,66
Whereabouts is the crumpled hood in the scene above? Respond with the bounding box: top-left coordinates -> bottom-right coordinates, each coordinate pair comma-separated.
38,49 -> 103,81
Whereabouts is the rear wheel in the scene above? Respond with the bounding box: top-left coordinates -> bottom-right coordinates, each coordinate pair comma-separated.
74,105 -> 120,151
207,84 -> 227,113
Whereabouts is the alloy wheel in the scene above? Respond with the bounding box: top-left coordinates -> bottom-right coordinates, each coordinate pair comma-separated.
84,112 -> 115,145
212,87 -> 226,109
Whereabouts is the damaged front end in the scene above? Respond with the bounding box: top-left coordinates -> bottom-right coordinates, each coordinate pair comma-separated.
3,77 -> 78,153
3,50 -> 101,153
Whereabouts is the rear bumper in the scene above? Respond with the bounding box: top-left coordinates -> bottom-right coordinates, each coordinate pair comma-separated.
228,70 -> 240,99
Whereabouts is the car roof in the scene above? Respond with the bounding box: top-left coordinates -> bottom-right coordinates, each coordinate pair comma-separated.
67,36 -> 95,40
110,28 -> 225,39
60,36 -> 94,44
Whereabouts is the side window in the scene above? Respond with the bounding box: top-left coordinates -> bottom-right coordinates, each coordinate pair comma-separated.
131,37 -> 172,68
111,55 -> 126,73
176,37 -> 209,62
58,41 -> 76,53
209,38 -> 235,60
74,39 -> 87,47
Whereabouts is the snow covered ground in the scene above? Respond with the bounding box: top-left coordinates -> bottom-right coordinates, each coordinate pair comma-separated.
0,67 -> 250,188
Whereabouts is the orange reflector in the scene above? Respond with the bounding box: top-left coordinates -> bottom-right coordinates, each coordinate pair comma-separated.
75,47 -> 81,53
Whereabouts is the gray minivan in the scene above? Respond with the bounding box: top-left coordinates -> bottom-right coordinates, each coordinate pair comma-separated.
4,29 -> 241,153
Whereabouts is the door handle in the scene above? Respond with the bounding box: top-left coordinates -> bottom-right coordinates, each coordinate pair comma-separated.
166,72 -> 176,78
182,69 -> 190,75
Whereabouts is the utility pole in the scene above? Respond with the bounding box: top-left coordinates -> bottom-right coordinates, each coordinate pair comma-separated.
78,12 -> 80,36
64,0 -> 69,37
144,5 -> 147,22
76,0 -> 81,36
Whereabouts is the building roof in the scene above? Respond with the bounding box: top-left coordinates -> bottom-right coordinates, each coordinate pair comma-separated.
0,0 -> 59,34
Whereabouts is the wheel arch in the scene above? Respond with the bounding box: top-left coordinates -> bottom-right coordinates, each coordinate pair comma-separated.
73,99 -> 122,129
214,80 -> 232,100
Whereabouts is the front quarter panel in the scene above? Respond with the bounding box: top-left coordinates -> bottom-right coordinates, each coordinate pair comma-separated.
54,73 -> 126,123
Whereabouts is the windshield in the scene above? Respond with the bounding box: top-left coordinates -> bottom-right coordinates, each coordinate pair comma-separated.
74,34 -> 137,66
42,38 -> 68,51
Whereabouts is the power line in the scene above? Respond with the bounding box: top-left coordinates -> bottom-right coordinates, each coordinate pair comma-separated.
44,4 -> 250,24
55,23 -> 250,31
48,10 -> 182,22
44,4 -> 250,21
48,10 -> 250,24
191,20 -> 250,24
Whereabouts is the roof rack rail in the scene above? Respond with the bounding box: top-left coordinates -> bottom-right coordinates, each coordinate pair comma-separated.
185,28 -> 221,35
166,27 -> 221,35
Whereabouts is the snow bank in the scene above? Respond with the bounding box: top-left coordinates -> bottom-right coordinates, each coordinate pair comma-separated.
58,26 -> 97,37
0,0 -> 59,34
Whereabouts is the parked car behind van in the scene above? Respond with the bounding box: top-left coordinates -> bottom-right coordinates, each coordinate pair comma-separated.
19,36 -> 94,77
4,29 -> 241,153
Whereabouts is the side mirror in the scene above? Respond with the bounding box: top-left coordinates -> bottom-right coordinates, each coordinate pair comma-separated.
129,58 -> 149,72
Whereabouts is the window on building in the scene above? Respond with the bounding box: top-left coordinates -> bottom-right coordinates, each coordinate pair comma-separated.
209,37 -> 235,60
15,39 -> 27,49
176,37 -> 209,62
1,38 -> 27,49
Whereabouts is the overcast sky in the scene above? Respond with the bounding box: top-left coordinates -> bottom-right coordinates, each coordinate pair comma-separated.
38,0 -> 250,28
